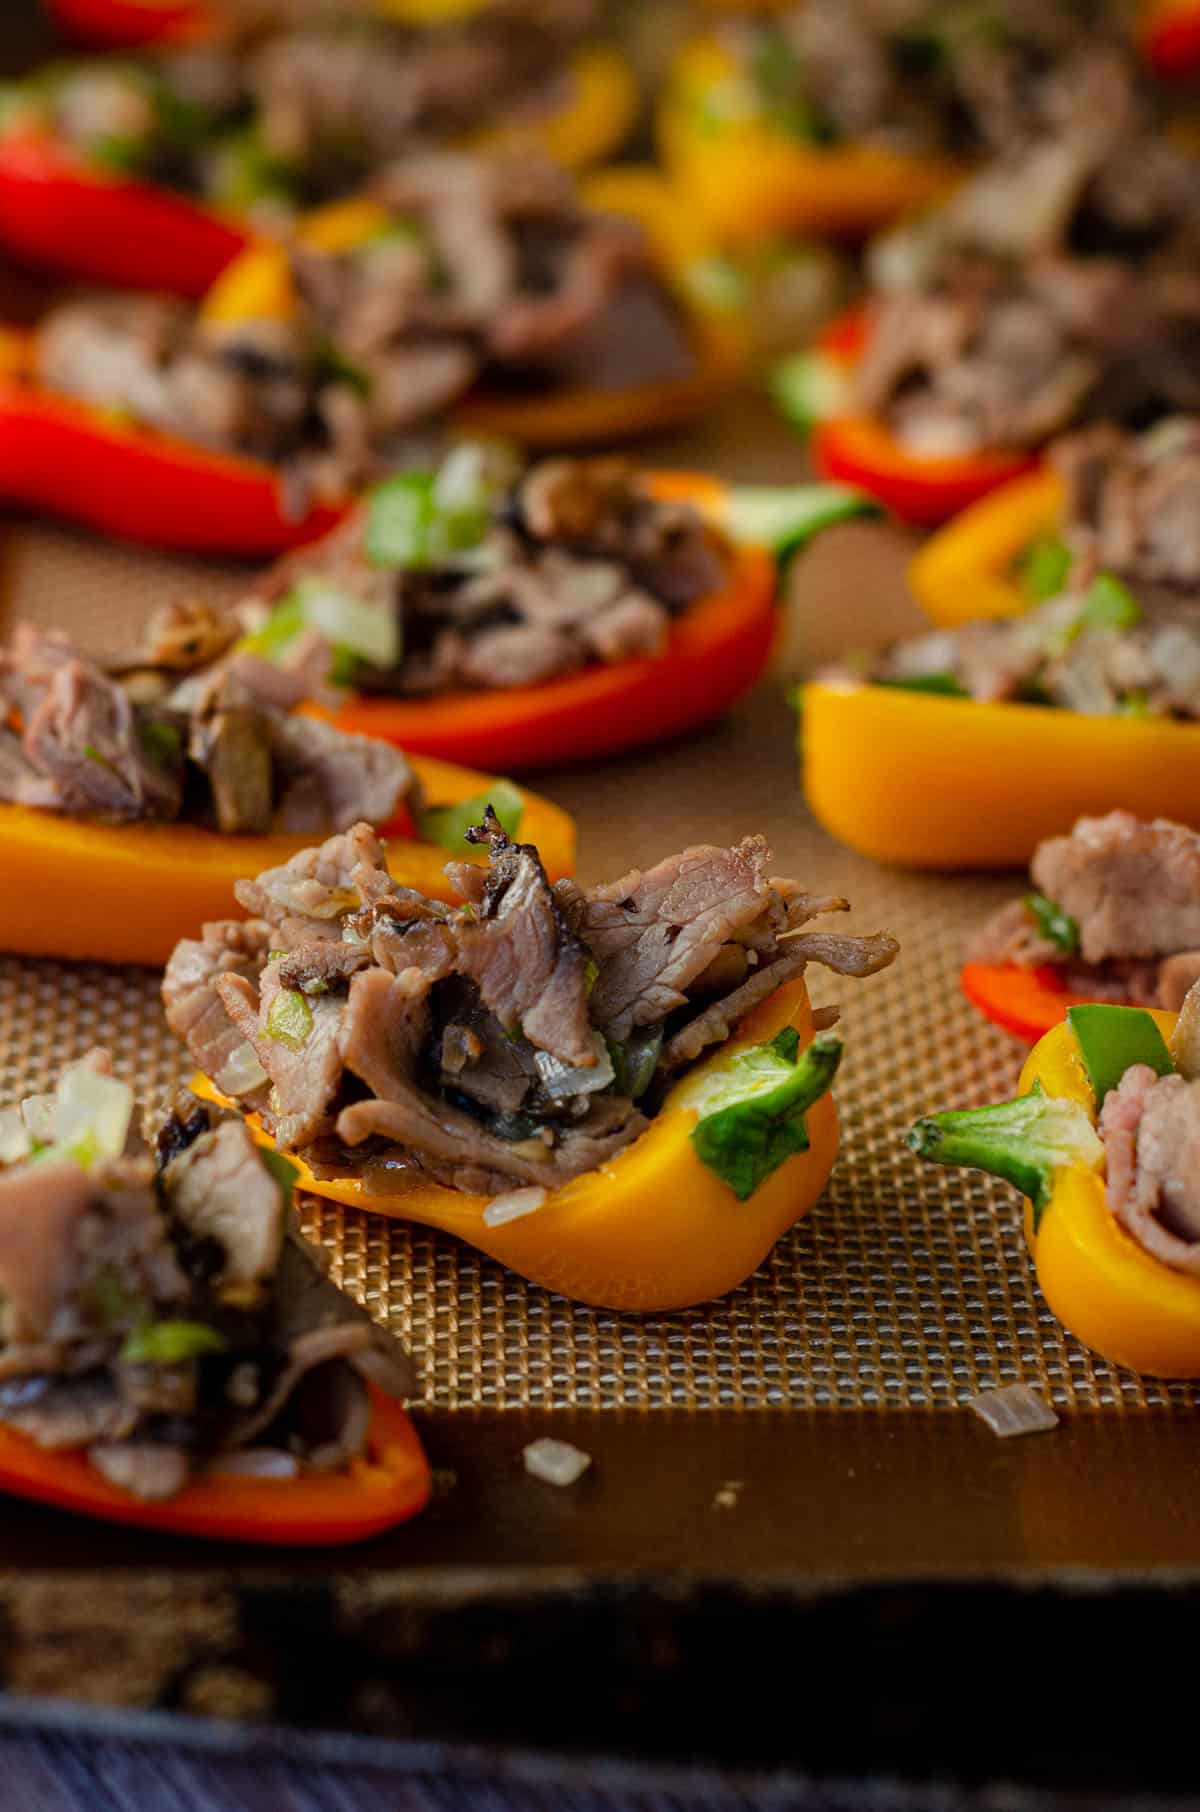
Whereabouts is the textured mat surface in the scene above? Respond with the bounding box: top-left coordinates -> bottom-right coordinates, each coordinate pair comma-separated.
3,510 -> 1194,1419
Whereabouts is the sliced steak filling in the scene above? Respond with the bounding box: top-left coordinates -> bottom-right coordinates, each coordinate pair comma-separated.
1101,1065 -> 1200,1274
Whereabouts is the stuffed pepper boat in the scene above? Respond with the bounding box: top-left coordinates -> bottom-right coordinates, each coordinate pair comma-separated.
46,0 -> 579,48
0,154 -> 740,556
0,1050 -> 429,1539
775,41 -> 1200,521
964,814 -> 1200,1042
0,613 -> 572,965
802,423 -> 1200,867
165,812 -> 899,1310
658,0 -> 1129,245
910,995 -> 1200,1377
0,2 -> 636,294
219,445 -> 871,769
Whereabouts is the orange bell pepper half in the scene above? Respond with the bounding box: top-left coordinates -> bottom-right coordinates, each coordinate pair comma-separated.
800,679 -> 1200,870
959,961 -> 1096,1044
659,36 -> 963,244
0,755 -> 575,966
0,1384 -> 430,1544
0,50 -> 637,296
194,976 -> 840,1313
328,473 -> 779,770
773,308 -> 1037,525
908,467 -> 1066,625
912,1007 -> 1200,1377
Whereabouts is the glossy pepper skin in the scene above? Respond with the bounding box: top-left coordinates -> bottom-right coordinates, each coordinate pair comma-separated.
0,757 -> 575,966
326,473 -> 785,771
1144,0 -> 1200,75
0,1385 -> 430,1544
800,680 -> 1200,869
959,962 -> 1098,1045
909,468 -> 1067,625
658,36 -> 962,245
918,1009 -> 1200,1377
196,977 -> 840,1312
777,309 -> 1038,525
0,51 -> 638,296
46,0 -> 207,47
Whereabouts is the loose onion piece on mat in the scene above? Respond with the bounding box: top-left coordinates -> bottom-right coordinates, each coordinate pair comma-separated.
968,1384 -> 1059,1438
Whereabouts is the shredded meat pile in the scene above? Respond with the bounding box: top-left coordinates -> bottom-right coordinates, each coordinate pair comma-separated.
163,814 -> 898,1195
36,156 -> 692,502
0,1053 -> 414,1501
972,814 -> 1200,1011
1101,1063 -> 1200,1275
245,453 -> 728,695
1052,420 -> 1200,612
0,618 -> 416,833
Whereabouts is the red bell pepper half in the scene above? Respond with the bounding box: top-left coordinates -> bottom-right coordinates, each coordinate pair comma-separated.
0,330 -> 345,556
775,307 -> 1038,526
1144,3 -> 1200,77
959,961 -> 1096,1044
0,125 -> 252,297
44,0 -> 212,47
0,1385 -> 430,1544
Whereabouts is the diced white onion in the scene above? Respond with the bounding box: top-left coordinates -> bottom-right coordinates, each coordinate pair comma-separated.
523,1437 -> 591,1487
483,1186 -> 547,1228
214,1040 -> 269,1098
20,1093 -> 56,1143
210,1448 -> 300,1480
1172,980 -> 1200,1080
298,579 -> 399,669
0,1106 -> 32,1164
533,1032 -> 614,1101
53,1064 -> 134,1163
968,1384 -> 1059,1439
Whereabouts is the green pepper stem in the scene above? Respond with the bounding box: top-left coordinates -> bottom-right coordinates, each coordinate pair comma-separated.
907,1093 -> 1103,1227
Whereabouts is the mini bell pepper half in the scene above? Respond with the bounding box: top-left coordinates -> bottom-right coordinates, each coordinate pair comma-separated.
0,50 -> 637,296
195,976 -> 842,1312
0,756 -> 574,966
1143,0 -> 1200,76
773,308 -> 1038,526
45,0 -> 209,47
0,326 -> 345,556
800,679 -> 1200,870
910,1003 -> 1200,1377
327,471 -> 874,771
0,1383 -> 430,1544
958,962 -> 1098,1045
908,468 -> 1068,625
658,36 -> 963,246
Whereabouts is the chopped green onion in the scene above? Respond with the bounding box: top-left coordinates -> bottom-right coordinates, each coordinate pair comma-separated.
258,1146 -> 299,1214
683,255 -> 750,315
237,593 -> 306,662
769,350 -> 853,437
723,482 -> 881,559
875,672 -> 967,696
687,1029 -> 843,1202
295,577 -> 400,669
907,1091 -> 1104,1229
265,988 -> 313,1050
1023,892 -> 1079,956
367,472 -> 437,568
53,1064 -> 134,1167
121,1320 -> 228,1367
1119,690 -> 1151,718
1066,1004 -> 1174,1107
137,718 -> 182,767
1017,534 -> 1072,603
1078,572 -> 1142,632
421,781 -> 524,853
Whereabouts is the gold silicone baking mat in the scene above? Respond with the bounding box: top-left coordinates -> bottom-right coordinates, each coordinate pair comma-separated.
4,513 -> 1195,1420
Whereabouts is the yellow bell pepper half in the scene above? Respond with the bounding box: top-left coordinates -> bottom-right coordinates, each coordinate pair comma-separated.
914,1010 -> 1200,1377
908,467 -> 1066,626
800,679 -> 1200,870
0,756 -> 574,967
195,977 -> 839,1313
202,172 -> 744,450
659,36 -> 963,245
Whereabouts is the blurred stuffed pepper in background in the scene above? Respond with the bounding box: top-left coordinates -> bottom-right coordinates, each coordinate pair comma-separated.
4,1 -> 636,293
0,158 -> 747,555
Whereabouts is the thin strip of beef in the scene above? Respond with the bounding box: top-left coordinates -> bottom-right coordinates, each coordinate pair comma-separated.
1031,813 -> 1200,964
162,919 -> 273,1099
216,962 -> 348,1148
